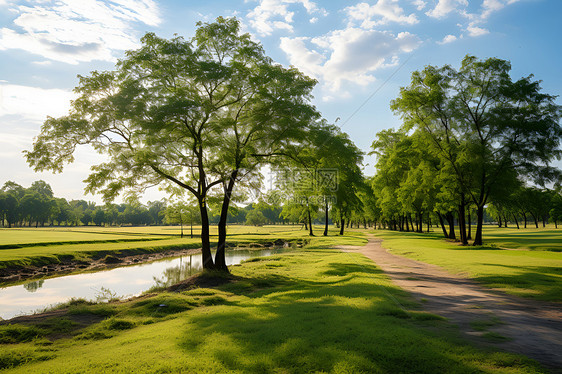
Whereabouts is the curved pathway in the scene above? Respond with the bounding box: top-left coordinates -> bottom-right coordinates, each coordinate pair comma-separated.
345,234 -> 562,372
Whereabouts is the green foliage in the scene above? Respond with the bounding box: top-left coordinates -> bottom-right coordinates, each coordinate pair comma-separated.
245,209 -> 267,226
389,55 -> 562,244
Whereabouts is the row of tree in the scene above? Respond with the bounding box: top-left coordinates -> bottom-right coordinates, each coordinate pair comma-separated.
0,180 -> 166,227
365,56 -> 561,245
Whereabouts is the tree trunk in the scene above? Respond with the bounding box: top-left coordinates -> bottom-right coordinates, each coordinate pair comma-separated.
497,214 -> 502,228
323,201 -> 329,237
179,213 -> 184,238
530,212 -> 538,228
458,202 -> 467,245
308,207 -> 314,236
446,212 -> 456,240
198,200 -> 214,269
512,213 -> 520,229
473,205 -> 484,246
523,212 -> 527,228
215,170 -> 239,272
437,212 -> 448,238
467,211 -> 472,240
339,217 -> 345,235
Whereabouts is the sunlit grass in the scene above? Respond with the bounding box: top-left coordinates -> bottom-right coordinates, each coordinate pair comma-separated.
482,225 -> 562,252
375,229 -> 562,301
0,225 -> 365,270
0,241 -> 544,373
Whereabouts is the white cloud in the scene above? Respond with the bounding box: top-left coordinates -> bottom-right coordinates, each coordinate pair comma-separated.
309,17 -> 318,23
346,0 -> 418,28
426,0 -> 468,18
466,23 -> 489,37
0,84 -> 73,121
0,0 -> 161,64
247,0 -> 327,36
281,27 -> 420,95
412,0 -> 427,11
481,0 -> 519,19
437,34 -> 457,44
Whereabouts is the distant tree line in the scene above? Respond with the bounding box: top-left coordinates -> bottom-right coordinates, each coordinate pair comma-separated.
0,180 -> 166,228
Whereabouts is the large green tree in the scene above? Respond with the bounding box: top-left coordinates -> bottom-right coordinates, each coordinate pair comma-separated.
26,17 -> 318,271
391,55 -> 562,245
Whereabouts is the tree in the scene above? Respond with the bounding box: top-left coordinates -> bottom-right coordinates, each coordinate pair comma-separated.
25,17 -> 318,271
165,200 -> 200,238
392,55 -> 562,245
93,208 -> 105,226
245,209 -> 267,226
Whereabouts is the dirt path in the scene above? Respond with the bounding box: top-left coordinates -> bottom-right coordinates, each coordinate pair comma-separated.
344,234 -> 562,373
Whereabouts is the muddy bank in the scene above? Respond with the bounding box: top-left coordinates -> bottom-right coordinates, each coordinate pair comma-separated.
0,247 -> 201,287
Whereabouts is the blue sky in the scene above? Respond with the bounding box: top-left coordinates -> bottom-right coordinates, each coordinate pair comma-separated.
0,0 -> 560,203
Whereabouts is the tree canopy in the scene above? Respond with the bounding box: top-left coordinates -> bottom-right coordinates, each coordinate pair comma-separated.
25,17 -> 319,271
390,55 -> 562,244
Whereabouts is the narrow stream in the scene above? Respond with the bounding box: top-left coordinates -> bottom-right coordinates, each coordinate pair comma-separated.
0,248 -> 290,320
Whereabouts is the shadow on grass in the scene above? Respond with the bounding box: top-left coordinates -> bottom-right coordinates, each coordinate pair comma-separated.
178,259 -> 543,373
473,264 -> 562,301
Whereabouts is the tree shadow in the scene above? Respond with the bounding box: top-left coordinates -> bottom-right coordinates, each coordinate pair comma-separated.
176,259 -> 543,373
472,264 -> 562,302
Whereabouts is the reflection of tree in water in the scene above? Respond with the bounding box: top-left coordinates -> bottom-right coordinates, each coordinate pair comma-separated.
23,279 -> 45,293
153,256 -> 200,288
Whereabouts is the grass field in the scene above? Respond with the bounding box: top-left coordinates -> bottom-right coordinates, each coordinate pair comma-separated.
480,225 -> 562,252
374,228 -> 562,302
0,238 -> 545,373
0,225 -> 363,270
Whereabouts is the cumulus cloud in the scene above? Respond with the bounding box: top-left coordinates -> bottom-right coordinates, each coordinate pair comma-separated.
247,0 -> 327,36
466,23 -> 489,36
412,0 -> 427,11
438,34 -> 457,44
0,83 -> 73,121
281,27 -> 420,95
425,0 -> 468,18
481,0 -> 520,19
346,0 -> 418,28
0,0 -> 161,64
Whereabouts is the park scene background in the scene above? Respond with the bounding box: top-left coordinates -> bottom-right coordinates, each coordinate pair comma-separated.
0,1 -> 562,373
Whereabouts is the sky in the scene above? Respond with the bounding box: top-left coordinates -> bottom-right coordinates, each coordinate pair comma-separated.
0,0 -> 561,204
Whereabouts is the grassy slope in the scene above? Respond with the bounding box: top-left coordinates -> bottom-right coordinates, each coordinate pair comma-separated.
374,230 -> 562,302
0,235 -> 544,373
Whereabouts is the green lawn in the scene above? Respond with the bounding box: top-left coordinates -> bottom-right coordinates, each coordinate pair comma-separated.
0,237 -> 544,373
374,229 -> 562,302
0,225 -> 363,270
481,225 -> 562,252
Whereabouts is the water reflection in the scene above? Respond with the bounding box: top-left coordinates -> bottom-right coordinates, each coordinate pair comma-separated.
23,280 -> 45,293
0,248 -> 289,320
153,255 -> 196,288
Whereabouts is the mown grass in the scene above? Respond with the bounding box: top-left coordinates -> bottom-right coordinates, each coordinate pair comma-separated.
0,238 -> 545,373
0,225 -> 340,271
374,230 -> 562,302
482,226 -> 562,252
